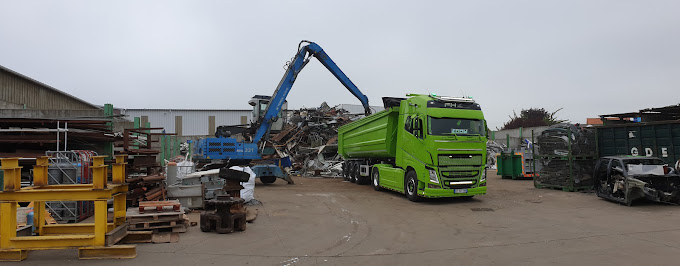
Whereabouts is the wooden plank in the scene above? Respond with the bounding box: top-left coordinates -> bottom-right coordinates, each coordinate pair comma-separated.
128,220 -> 181,230
126,206 -> 185,218
127,214 -> 183,224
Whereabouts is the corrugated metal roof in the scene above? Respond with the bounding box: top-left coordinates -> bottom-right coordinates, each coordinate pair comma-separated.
0,64 -> 99,109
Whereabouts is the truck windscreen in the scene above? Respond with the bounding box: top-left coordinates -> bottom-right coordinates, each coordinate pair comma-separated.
428,117 -> 485,136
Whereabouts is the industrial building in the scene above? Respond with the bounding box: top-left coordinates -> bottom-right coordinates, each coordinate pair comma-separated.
0,64 -> 99,111
119,108 -> 251,137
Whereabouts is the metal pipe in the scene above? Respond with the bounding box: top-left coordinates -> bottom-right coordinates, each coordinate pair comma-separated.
56,121 -> 60,152
65,122 -> 68,151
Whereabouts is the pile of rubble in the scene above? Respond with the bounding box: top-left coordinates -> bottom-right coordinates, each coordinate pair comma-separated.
268,102 -> 365,177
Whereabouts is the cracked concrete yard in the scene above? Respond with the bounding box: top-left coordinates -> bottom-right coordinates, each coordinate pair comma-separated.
15,172 -> 680,265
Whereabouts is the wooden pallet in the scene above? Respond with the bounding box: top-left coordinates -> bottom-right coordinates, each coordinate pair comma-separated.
129,220 -> 184,230
127,213 -> 184,224
138,200 -> 181,214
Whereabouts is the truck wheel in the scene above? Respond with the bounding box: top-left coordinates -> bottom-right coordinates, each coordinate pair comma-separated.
371,168 -> 382,191
349,163 -> 357,183
342,163 -> 350,181
405,170 -> 421,202
260,176 -> 276,184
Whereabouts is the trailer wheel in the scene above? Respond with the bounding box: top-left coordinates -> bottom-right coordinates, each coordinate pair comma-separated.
349,163 -> 358,183
405,170 -> 421,202
342,162 -> 350,181
371,168 -> 382,191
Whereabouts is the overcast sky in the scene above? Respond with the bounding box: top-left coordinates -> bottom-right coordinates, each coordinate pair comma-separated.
1,1 -> 679,129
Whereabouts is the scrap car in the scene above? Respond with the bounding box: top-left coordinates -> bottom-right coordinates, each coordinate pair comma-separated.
594,156 -> 680,206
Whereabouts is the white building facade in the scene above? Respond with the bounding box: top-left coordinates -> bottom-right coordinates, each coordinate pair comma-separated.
120,109 -> 252,136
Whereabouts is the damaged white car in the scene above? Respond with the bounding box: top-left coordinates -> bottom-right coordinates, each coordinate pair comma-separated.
594,156 -> 680,206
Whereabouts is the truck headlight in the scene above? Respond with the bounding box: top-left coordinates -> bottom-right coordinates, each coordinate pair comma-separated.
428,169 -> 439,183
480,170 -> 486,183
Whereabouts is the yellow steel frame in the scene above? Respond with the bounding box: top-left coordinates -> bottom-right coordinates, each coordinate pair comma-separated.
0,155 -> 136,261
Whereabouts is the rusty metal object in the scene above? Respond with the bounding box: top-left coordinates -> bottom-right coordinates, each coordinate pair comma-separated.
200,196 -> 246,234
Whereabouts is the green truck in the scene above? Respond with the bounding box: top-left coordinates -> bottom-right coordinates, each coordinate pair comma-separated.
338,94 -> 488,201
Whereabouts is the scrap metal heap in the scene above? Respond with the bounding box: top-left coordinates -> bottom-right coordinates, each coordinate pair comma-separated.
537,123 -> 596,157
119,128 -> 175,206
535,123 -> 597,190
0,118 -> 115,158
265,103 -> 365,177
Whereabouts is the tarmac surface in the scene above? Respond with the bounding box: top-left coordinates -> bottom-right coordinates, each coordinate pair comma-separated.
17,172 -> 680,265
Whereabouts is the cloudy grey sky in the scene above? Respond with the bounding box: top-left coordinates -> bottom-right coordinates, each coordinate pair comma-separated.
1,1 -> 679,129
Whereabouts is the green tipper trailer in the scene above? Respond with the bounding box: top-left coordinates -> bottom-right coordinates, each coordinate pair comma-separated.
338,94 -> 488,201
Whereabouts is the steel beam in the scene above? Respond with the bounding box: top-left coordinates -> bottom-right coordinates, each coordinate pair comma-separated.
41,223 -> 116,235
0,203 -> 18,248
0,158 -> 21,191
8,235 -> 94,249
0,188 -> 127,201
78,245 -> 136,260
0,249 -> 28,261
33,156 -> 49,187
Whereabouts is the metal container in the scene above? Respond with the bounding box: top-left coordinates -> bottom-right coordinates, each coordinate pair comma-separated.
597,121 -> 680,164
338,108 -> 399,159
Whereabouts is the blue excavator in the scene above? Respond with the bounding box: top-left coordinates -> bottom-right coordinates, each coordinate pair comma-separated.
195,40 -> 371,184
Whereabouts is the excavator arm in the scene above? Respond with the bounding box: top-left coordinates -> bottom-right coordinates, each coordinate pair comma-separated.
252,40 -> 371,143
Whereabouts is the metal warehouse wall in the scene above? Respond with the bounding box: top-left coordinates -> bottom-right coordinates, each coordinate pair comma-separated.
121,109 -> 252,136
0,66 -> 98,110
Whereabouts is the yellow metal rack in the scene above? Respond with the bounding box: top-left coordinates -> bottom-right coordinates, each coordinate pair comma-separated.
0,155 -> 135,261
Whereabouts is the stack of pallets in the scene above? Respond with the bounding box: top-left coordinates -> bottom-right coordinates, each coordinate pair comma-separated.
124,200 -> 189,243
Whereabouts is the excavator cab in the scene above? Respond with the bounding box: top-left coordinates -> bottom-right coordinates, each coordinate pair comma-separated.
248,95 -> 287,132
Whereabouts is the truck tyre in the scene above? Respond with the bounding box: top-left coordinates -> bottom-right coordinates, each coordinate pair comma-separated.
371,168 -> 382,191
342,162 -> 350,181
405,170 -> 421,202
349,163 -> 358,183
260,176 -> 276,184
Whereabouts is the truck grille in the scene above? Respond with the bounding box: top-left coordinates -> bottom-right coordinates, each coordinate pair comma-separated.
442,170 -> 479,178
439,154 -> 482,166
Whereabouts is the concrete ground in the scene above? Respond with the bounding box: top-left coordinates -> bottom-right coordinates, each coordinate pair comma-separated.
16,172 -> 680,265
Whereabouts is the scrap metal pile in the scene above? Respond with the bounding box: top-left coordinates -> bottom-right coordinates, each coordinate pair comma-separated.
0,118 -> 115,157
486,140 -> 506,170
126,174 -> 167,205
536,123 -> 597,189
267,103 -> 365,177
536,123 -> 596,157
535,158 -> 595,188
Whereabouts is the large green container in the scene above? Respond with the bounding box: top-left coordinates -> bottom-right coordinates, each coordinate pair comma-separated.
496,152 -> 523,179
597,121 -> 680,164
338,108 -> 400,159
